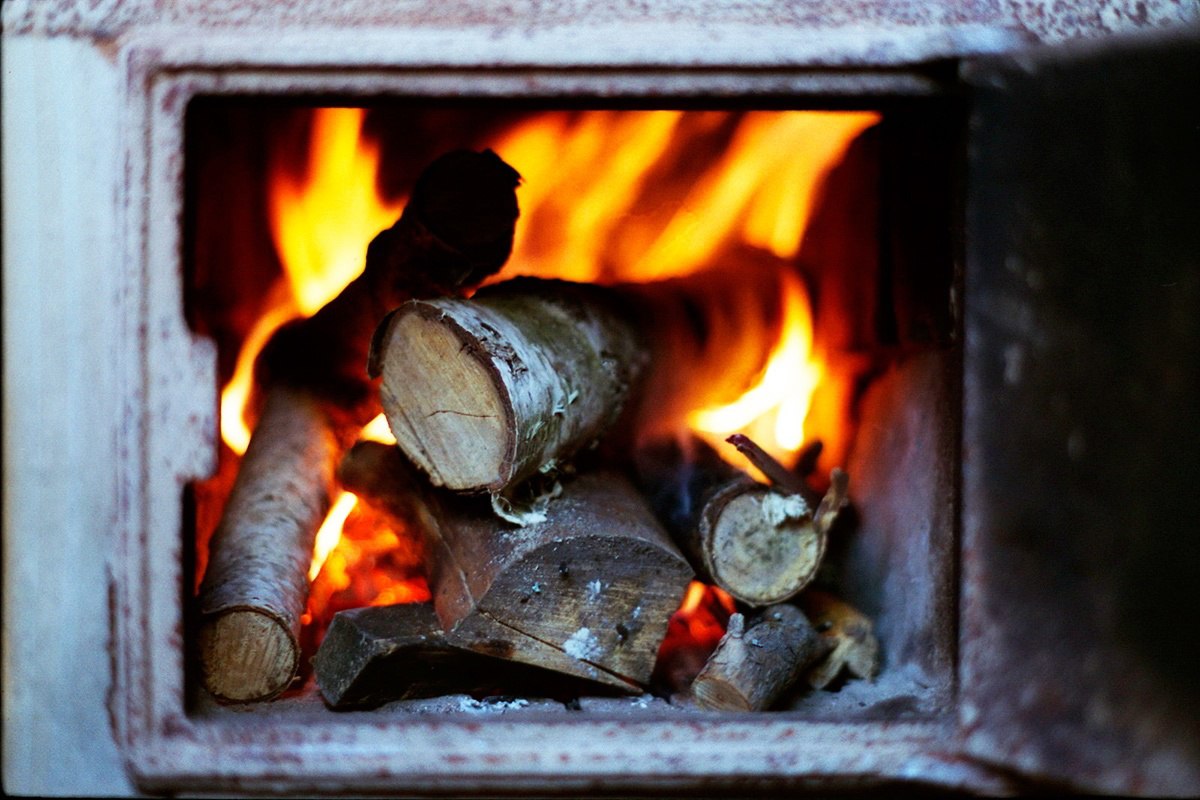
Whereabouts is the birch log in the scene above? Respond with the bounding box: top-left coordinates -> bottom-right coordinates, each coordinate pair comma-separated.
369,278 -> 644,494
197,149 -> 521,703
197,389 -> 338,702
634,436 -> 827,607
691,605 -> 830,711
371,254 -> 792,496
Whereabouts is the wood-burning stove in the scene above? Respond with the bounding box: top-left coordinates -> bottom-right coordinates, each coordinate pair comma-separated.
4,1 -> 1198,796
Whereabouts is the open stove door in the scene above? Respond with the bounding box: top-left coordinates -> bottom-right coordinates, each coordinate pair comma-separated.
960,31 -> 1200,795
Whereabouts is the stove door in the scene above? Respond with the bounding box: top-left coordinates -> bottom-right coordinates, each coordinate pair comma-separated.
960,33 -> 1200,795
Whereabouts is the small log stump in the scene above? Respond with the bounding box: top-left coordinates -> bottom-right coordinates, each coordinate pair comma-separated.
691,605 -> 831,711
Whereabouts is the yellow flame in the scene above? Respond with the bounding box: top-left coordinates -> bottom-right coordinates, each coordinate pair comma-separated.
309,492 -> 358,581
218,299 -> 297,455
270,108 -> 406,316
217,107 -> 406,583
359,413 -> 397,445
689,271 -> 821,465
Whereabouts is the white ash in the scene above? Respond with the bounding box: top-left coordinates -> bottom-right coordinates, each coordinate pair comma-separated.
586,579 -> 605,600
455,696 -> 530,714
563,627 -> 602,661
760,492 -> 809,526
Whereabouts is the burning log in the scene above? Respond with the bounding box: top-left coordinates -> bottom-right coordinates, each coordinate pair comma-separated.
634,435 -> 847,607
338,442 -> 694,692
799,590 -> 880,689
371,255 -> 791,497
690,605 -> 831,711
198,150 -> 522,703
313,603 -> 590,709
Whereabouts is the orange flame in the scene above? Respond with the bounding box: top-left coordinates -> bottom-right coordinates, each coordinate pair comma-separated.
219,108 -> 404,589
689,271 -> 822,467
492,109 -> 875,460
219,108 -> 404,456
219,108 -> 878,635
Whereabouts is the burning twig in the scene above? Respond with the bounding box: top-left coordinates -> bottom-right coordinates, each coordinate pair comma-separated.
198,150 -> 521,703
691,605 -> 831,711
725,433 -> 806,496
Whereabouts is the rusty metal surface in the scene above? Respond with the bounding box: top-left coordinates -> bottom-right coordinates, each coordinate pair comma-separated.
961,31 -> 1200,795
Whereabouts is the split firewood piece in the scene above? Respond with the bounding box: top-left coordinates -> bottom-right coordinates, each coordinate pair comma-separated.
338,442 -> 694,692
371,254 -> 792,497
369,277 -> 645,495
691,605 -> 832,711
198,150 -> 522,703
313,603 -> 595,709
634,435 -> 829,607
800,590 -> 880,689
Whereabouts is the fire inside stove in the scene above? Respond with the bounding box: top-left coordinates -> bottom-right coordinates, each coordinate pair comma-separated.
185,104 -> 956,715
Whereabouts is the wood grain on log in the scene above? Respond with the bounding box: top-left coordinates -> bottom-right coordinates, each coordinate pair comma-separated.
691,605 -> 830,711
338,442 -> 693,691
370,278 -> 644,493
635,436 -> 825,607
371,253 -> 792,496
313,603 -> 593,709
197,150 -> 521,703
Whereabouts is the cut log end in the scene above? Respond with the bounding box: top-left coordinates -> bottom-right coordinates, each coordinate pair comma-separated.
376,307 -> 512,491
706,488 -> 823,607
198,610 -> 298,703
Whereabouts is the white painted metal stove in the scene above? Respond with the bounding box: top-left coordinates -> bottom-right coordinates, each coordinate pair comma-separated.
4,1 -> 1198,796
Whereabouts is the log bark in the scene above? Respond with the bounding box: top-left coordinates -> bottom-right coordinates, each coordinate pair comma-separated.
691,605 -> 831,711
338,442 -> 694,692
313,603 -> 595,709
197,150 -> 521,703
634,435 -> 826,607
369,278 -> 645,494
198,389 -> 338,702
370,253 -> 792,495
799,590 -> 880,690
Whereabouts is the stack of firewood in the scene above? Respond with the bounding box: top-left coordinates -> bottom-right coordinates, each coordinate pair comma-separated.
196,150 -> 878,710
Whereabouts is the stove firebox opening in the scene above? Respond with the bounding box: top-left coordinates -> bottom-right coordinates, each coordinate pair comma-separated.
183,101 -> 960,719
